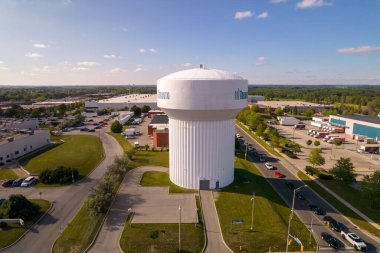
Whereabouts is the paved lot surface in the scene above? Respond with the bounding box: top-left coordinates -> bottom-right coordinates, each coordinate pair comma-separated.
126,117 -> 153,147
88,166 -> 196,253
0,127 -> 123,253
236,126 -> 380,253
273,123 -> 380,179
201,190 -> 233,253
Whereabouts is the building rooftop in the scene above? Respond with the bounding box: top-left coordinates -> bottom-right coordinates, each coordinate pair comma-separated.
257,100 -> 328,107
159,67 -> 244,81
97,94 -> 157,104
0,129 -> 47,145
335,115 -> 380,125
150,115 -> 169,125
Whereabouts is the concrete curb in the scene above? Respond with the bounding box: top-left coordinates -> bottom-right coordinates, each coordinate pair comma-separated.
0,200 -> 53,252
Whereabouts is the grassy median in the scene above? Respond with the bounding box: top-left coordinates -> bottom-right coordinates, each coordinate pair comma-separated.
215,158 -> 317,252
298,171 -> 380,238
140,171 -> 196,193
0,199 -> 51,250
0,168 -> 18,180
21,135 -> 105,178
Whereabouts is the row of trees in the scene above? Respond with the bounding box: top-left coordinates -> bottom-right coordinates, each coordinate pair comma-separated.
87,156 -> 129,215
39,166 -> 79,184
0,103 -> 83,119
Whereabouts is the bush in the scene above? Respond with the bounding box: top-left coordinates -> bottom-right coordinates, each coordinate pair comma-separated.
39,166 -> 79,184
0,222 -> 7,229
318,172 -> 334,180
150,230 -> 159,239
306,140 -> 312,146
305,166 -> 319,176
305,166 -> 333,180
281,148 -> 298,159
111,120 -> 123,133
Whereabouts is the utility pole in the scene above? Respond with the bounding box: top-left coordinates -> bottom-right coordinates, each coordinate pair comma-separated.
245,142 -> 248,160
179,205 -> 181,252
250,192 -> 255,231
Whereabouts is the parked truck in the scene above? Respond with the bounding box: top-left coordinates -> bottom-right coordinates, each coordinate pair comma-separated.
329,127 -> 345,133
353,135 -> 366,141
364,138 -> 377,144
340,230 -> 367,251
327,137 -> 345,144
293,123 -> 306,129
357,145 -> 380,154
323,135 -> 339,141
314,132 -> 329,138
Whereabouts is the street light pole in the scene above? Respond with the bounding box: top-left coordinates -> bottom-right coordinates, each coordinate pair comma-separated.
309,216 -> 314,245
286,185 -> 307,253
250,192 -> 255,231
179,205 -> 181,252
245,142 -> 248,160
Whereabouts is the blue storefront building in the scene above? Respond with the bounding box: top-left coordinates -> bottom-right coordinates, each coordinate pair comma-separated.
329,115 -> 380,140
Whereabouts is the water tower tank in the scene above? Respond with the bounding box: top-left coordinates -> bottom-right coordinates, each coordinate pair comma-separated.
157,66 -> 248,189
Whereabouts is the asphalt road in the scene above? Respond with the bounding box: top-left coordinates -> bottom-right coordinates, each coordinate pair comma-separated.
236,126 -> 379,253
1,129 -> 123,253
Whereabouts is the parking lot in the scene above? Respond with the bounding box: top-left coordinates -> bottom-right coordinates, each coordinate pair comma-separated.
273,122 -> 380,179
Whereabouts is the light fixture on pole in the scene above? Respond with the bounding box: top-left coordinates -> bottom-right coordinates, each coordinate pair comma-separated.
286,185 -> 307,253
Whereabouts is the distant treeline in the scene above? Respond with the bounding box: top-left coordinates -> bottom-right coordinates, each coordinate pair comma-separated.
249,85 -> 380,108
0,86 -> 157,102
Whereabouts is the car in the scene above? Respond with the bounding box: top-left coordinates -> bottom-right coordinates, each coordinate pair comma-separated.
11,178 -> 25,187
21,176 -> 36,187
88,129 -> 95,132
323,216 -> 342,232
94,126 -> 102,129
80,128 -> 90,132
236,133 -> 242,138
321,232 -> 341,250
274,170 -> 286,178
309,204 -> 325,215
341,230 -> 367,251
285,181 -> 294,190
295,192 -> 305,200
259,156 -> 266,162
2,179 -> 14,187
265,162 -> 274,170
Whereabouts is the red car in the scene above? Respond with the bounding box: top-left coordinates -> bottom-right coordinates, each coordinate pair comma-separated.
274,170 -> 286,178
2,179 -> 14,187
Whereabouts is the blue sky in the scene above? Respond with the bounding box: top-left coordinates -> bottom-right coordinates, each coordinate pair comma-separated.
0,0 -> 379,85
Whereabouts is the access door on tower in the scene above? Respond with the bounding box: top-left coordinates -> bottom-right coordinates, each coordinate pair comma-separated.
199,180 -> 210,190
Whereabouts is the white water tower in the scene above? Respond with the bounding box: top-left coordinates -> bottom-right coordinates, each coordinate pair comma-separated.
157,66 -> 248,189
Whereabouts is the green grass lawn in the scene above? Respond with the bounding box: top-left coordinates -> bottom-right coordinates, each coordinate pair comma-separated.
20,135 -> 105,178
140,171 -> 196,193
215,158 -> 317,252
236,121 -> 281,157
298,171 -> 380,238
0,199 -> 51,249
0,169 -> 18,180
120,223 -> 204,253
52,203 -> 105,253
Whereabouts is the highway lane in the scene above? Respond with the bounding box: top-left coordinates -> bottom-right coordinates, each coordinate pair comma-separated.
236,126 -> 379,253
0,129 -> 123,253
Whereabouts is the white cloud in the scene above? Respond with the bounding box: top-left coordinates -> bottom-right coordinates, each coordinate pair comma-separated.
0,66 -> 9,71
134,67 -> 143,72
104,54 -> 122,59
234,11 -> 253,20
33,43 -> 48,48
139,48 -> 146,53
271,0 -> 287,3
255,56 -> 268,66
296,0 -> 331,9
149,48 -> 157,53
77,61 -> 100,66
25,52 -> 42,59
139,48 -> 157,53
257,12 -> 269,19
181,63 -> 192,67
72,67 -> 90,71
136,64 -> 143,67
106,67 -> 127,73
337,46 -> 380,54
0,61 -> 3,64
32,66 -> 50,72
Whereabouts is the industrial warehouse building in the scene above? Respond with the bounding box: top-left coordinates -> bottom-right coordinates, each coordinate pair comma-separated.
85,94 -> 158,111
0,130 -> 51,164
329,115 -> 380,140
257,100 -> 330,113
157,67 -> 248,189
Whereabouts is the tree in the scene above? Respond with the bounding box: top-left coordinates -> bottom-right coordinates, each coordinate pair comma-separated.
251,104 -> 260,113
330,158 -> 356,183
305,108 -> 315,117
274,107 -> 283,117
141,105 -> 151,113
314,140 -> 320,147
2,194 -> 39,221
361,171 -> 380,209
131,105 -> 142,116
111,120 -> 123,133
306,140 -> 312,146
308,148 -> 325,167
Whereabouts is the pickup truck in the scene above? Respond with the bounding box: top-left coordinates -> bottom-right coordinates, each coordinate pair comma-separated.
340,230 -> 367,251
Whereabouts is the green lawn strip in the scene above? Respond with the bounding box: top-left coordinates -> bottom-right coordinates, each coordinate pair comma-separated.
20,135 -> 105,179
52,203 -> 106,253
215,158 -> 317,252
140,171 -> 196,193
236,121 -> 281,157
297,171 -> 380,238
120,223 -> 204,253
0,169 -> 18,180
0,199 -> 51,249
107,132 -> 132,153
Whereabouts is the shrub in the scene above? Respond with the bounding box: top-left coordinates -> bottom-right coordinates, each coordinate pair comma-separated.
318,172 -> 334,180
305,166 -> 319,176
0,221 -> 7,229
39,166 -> 79,184
150,230 -> 159,239
281,148 -> 298,159
111,120 -> 123,133
306,140 -> 312,146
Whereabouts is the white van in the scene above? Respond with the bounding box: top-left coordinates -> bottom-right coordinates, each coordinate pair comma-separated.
21,176 -> 36,187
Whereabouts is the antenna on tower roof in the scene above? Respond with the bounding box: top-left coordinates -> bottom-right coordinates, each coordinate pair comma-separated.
200,64 -> 204,69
